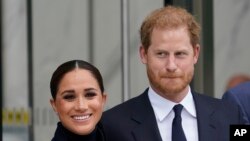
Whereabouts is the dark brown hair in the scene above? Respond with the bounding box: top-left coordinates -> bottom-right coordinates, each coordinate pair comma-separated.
50,60 -> 104,99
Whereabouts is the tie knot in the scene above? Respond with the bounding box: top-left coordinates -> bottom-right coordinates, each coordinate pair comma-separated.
173,104 -> 183,116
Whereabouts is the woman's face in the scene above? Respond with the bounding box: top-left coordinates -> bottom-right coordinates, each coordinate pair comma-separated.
50,68 -> 106,135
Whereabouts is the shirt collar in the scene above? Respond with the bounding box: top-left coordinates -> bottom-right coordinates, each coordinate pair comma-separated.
148,86 -> 197,121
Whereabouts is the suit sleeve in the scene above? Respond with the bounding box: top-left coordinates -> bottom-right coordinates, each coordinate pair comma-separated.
222,90 -> 249,124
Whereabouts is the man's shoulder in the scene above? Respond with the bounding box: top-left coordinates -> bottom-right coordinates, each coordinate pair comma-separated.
104,92 -> 145,115
194,92 -> 245,123
193,91 -> 238,110
193,91 -> 220,103
228,81 -> 250,94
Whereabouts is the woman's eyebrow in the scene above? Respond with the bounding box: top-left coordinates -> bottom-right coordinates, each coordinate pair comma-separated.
84,88 -> 97,92
61,90 -> 75,95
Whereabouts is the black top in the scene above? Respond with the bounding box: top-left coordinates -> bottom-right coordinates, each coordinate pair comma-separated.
51,122 -> 106,141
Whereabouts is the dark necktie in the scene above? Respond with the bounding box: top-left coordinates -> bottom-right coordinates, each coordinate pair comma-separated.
172,104 -> 187,141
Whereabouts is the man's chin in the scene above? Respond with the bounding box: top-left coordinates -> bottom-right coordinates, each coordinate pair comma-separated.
161,84 -> 186,94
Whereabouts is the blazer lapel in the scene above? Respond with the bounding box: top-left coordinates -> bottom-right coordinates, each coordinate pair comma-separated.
130,90 -> 162,141
193,93 -> 219,141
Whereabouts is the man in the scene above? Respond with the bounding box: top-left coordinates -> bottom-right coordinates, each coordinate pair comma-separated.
223,81 -> 250,124
102,6 -> 246,141
225,74 -> 250,90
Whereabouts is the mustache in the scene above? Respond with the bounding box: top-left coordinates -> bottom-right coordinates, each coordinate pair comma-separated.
160,73 -> 182,78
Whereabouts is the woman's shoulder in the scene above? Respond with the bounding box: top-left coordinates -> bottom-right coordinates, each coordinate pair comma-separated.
51,122 -> 68,141
96,122 -> 106,141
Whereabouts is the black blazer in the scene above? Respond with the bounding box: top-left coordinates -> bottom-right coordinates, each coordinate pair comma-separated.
101,88 -> 246,141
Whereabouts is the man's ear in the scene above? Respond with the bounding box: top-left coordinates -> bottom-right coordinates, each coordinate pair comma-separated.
139,45 -> 147,64
193,44 -> 200,64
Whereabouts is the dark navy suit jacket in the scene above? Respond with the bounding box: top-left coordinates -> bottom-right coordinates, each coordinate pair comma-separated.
102,88 -> 246,141
222,81 -> 250,123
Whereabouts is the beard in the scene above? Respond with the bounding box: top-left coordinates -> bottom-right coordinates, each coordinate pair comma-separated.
147,67 -> 193,97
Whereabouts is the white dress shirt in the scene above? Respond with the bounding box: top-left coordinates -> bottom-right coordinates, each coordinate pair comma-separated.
148,86 -> 198,141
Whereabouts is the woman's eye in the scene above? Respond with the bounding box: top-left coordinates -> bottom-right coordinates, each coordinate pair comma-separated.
63,94 -> 75,100
85,92 -> 97,98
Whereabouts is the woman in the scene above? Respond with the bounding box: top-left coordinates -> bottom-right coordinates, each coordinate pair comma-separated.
50,60 -> 107,141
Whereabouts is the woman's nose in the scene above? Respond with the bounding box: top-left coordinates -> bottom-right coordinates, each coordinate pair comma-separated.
75,97 -> 88,111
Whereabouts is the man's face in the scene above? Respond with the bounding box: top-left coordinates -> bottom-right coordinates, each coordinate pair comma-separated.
140,27 -> 200,102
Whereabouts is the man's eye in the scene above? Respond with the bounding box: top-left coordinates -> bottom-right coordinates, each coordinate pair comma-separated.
63,95 -> 75,100
176,52 -> 187,57
157,52 -> 166,57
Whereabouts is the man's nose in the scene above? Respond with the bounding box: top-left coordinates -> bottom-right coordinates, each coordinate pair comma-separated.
166,55 -> 177,72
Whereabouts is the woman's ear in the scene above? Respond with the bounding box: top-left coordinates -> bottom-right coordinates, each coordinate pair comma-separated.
101,93 -> 107,108
50,99 -> 58,114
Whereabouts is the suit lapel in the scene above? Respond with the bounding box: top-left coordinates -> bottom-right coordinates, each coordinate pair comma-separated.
130,90 -> 162,141
193,93 -> 219,141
